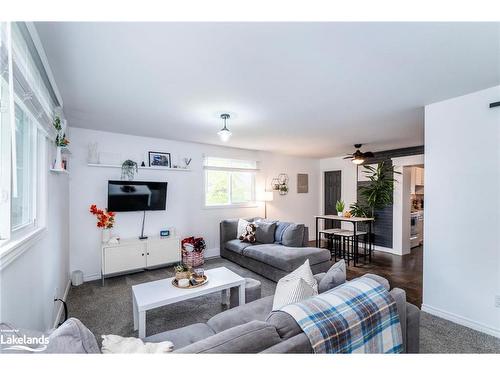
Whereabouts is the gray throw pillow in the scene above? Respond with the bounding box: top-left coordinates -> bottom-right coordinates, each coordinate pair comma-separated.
45,318 -> 100,353
318,259 -> 346,293
255,222 -> 277,244
281,223 -> 305,247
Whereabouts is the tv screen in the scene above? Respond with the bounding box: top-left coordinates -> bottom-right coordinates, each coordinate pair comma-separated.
107,180 -> 167,212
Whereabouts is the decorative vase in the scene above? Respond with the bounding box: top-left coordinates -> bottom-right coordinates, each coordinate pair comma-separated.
54,146 -> 63,170
337,212 -> 343,217
102,229 -> 111,243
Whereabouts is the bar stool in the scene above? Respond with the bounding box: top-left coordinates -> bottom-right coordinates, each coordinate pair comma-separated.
333,230 -> 368,266
318,228 -> 343,260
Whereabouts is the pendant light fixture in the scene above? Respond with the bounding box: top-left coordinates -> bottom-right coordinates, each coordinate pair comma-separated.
218,113 -> 232,142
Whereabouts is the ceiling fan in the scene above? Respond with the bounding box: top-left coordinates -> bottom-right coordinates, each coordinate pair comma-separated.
343,144 -> 374,165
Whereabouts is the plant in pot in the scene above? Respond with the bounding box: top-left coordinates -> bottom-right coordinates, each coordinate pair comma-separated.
121,160 -> 138,180
174,263 -> 191,280
349,202 -> 369,218
53,116 -> 70,170
335,200 -> 345,217
359,161 -> 400,218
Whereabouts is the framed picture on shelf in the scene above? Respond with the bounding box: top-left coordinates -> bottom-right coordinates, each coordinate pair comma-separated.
148,151 -> 171,168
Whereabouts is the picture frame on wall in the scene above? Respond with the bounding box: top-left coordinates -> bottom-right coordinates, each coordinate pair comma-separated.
297,173 -> 309,193
148,151 -> 171,168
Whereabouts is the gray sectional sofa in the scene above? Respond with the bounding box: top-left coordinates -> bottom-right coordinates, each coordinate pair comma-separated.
220,218 -> 332,281
146,273 -> 420,353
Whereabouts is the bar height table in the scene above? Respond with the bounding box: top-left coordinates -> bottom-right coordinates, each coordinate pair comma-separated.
314,215 -> 375,265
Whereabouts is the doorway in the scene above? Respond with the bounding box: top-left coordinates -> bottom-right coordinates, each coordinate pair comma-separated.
324,170 -> 341,229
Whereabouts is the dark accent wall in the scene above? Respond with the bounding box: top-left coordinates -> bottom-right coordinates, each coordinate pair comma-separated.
357,145 -> 424,248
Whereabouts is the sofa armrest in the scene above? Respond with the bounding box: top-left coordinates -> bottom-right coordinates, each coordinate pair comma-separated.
220,219 -> 239,251
389,288 -> 407,352
406,303 -> 420,353
362,273 -> 390,291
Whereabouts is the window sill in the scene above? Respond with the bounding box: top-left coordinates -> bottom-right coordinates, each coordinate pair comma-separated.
0,227 -> 47,270
203,204 -> 259,210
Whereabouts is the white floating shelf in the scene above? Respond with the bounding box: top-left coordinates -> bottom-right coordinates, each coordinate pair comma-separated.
87,163 -> 191,172
50,168 -> 69,174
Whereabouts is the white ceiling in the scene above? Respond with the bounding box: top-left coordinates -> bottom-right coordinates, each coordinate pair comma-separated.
35,22 -> 500,158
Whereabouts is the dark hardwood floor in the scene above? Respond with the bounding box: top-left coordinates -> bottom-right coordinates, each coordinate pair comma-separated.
310,241 -> 423,307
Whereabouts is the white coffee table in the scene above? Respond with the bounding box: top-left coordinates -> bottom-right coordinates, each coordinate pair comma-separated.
132,267 -> 246,338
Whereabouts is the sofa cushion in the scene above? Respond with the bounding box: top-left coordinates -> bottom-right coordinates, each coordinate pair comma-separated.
242,244 -> 330,272
207,295 -> 274,333
255,221 -> 277,244
318,259 -> 346,293
175,321 -> 282,353
237,218 -> 252,238
272,277 -> 317,310
144,323 -> 215,350
281,223 -> 305,247
224,239 -> 254,254
274,222 -> 291,244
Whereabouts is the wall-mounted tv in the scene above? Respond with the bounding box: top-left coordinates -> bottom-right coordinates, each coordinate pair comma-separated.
107,180 -> 167,212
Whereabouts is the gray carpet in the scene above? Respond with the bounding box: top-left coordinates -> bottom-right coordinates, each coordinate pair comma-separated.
67,258 -> 500,353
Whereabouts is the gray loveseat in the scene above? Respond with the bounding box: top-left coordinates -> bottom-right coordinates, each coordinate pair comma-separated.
220,218 -> 332,281
145,273 -> 420,353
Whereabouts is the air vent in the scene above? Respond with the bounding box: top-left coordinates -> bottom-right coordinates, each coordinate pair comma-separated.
495,295 -> 500,308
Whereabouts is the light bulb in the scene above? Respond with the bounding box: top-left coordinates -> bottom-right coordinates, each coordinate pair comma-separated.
218,128 -> 232,142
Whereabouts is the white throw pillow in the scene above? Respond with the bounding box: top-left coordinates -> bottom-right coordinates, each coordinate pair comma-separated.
272,277 -> 317,310
237,219 -> 250,238
281,259 -> 318,293
101,335 -> 173,354
272,259 -> 318,310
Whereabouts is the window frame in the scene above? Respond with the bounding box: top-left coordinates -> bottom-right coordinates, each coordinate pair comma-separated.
203,157 -> 258,209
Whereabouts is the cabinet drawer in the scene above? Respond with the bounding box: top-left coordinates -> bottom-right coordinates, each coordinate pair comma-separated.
103,243 -> 146,275
146,238 -> 181,267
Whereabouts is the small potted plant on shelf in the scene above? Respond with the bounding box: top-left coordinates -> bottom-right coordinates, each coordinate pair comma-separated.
53,116 -> 70,170
335,200 -> 345,217
89,204 -> 115,243
121,159 -> 138,180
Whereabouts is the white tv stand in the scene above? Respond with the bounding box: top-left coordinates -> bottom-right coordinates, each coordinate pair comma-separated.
101,236 -> 181,285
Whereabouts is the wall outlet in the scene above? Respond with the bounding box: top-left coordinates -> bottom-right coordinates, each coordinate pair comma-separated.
495,295 -> 500,308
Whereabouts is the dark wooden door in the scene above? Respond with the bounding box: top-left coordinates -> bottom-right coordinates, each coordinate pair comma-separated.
324,171 -> 341,229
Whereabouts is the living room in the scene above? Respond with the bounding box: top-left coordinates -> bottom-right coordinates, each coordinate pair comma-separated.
1,1 -> 499,371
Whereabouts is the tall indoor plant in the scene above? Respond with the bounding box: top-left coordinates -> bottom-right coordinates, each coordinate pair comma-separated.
358,161 -> 400,218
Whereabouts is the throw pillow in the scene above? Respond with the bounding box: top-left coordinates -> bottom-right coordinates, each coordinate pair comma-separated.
283,259 -> 318,292
281,223 -> 305,247
272,277 -> 317,310
45,318 -> 100,354
101,335 -> 173,354
237,219 -> 251,238
318,259 -> 347,293
274,221 -> 291,244
255,222 -> 277,244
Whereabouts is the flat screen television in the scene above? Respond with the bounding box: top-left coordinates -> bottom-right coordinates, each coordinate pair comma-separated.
107,180 -> 167,212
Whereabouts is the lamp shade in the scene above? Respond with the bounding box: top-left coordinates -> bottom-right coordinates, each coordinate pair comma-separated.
257,191 -> 274,202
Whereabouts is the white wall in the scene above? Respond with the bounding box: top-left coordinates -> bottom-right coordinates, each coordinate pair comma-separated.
68,127 -> 320,281
0,167 -> 70,331
423,85 -> 500,337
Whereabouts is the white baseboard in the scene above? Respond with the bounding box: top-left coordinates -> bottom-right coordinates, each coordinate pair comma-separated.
83,273 -> 101,282
422,304 -> 500,338
53,278 -> 71,329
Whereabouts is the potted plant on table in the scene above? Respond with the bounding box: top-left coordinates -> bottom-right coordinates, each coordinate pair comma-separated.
335,200 -> 345,217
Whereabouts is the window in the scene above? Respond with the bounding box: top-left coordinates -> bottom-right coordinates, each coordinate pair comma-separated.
0,22 -> 57,249
204,157 -> 257,207
11,103 -> 35,231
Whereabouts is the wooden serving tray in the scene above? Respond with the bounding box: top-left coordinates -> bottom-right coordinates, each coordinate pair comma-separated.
172,275 -> 208,289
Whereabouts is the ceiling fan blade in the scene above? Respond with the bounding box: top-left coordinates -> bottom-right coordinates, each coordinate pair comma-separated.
343,156 -> 353,159
363,152 -> 375,158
